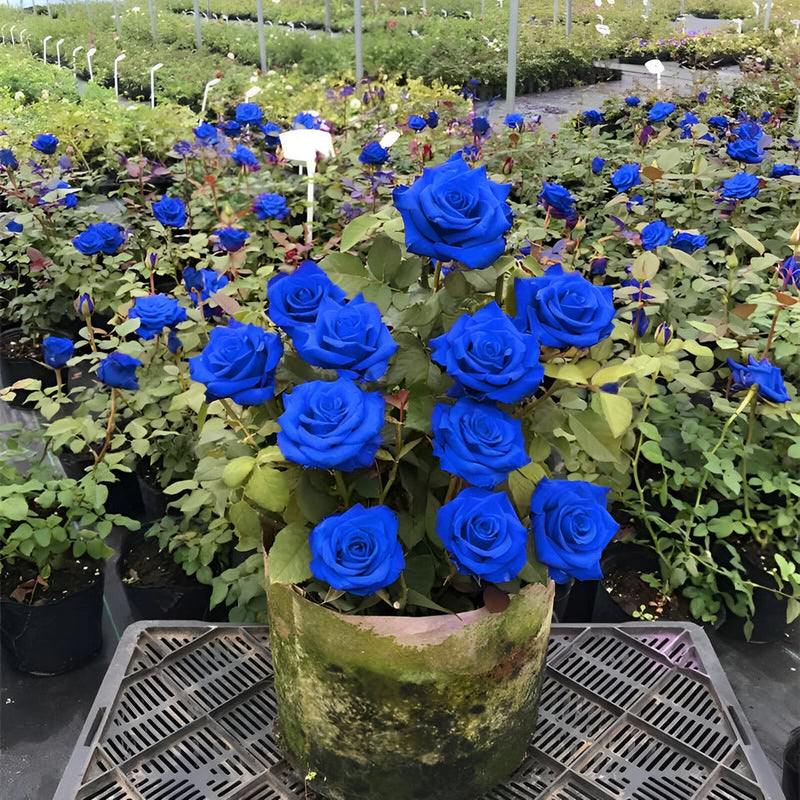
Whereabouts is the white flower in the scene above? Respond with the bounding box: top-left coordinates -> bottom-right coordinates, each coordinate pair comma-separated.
349,99 -> 361,110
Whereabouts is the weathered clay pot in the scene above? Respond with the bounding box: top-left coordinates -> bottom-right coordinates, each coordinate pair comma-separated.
267,572 -> 554,800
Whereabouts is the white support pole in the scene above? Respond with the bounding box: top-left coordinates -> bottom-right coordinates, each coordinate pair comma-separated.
43,35 -> 52,63
112,0 -> 121,38
9,25 -> 15,45
150,62 -> 164,108
201,77 -> 221,116
86,47 -> 96,81
506,0 -> 519,112
565,0 -> 571,35
553,0 -> 558,25
325,0 -> 332,33
354,0 -> 363,81
763,0 -> 772,31
193,0 -> 202,49
147,0 -> 157,40
72,45 -> 83,73
84,0 -> 90,20
0,25 -> 6,45
56,38 -> 65,68
256,0 -> 267,73
114,53 -> 126,99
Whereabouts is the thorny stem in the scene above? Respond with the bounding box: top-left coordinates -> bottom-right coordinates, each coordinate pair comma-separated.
93,387 -> 118,467
83,312 -> 97,352
433,260 -> 442,292
444,474 -> 461,505
333,470 -> 351,507
741,399 -> 758,525
219,398 -> 259,449
760,304 -> 782,361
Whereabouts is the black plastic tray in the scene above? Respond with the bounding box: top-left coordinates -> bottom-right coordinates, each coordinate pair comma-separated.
54,622 -> 786,800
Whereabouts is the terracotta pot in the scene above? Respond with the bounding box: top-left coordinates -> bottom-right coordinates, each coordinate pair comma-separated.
266,565 -> 554,800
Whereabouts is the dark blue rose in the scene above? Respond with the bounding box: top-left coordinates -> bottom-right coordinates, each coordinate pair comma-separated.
31,134 -> 58,154
583,109 -> 604,126
193,122 -> 219,146
779,255 -> 799,288
293,111 -> 322,130
97,352 -> 142,390
267,260 -> 347,336
260,121 -> 282,146
73,221 -> 126,255
472,116 -> 491,136
772,164 -> 800,178
641,220 -> 674,250
407,115 -> 427,131
235,102 -> 263,126
648,101 -> 676,122
733,121 -> 762,140
722,172 -> 760,199
309,504 -> 405,595
0,148 -> 18,169
167,329 -> 183,354
40,181 -> 77,208
230,144 -> 260,170
531,477 -> 618,583
277,378 -> 385,471
291,294 -> 398,382
698,91 -> 708,104
625,96 -> 640,107
760,111 -> 772,124
726,139 -> 766,164
219,120 -> 242,137
611,163 -> 641,193
591,156 -> 605,174
253,192 -> 289,220
654,322 -> 673,345
430,302 -> 544,404
514,265 -> 616,349
6,219 -> 22,233
183,267 -> 229,309
432,399 -> 530,488
671,232 -> 707,253
708,115 -> 729,130
727,356 -> 791,403
130,294 -> 188,340
189,320 -> 283,406
359,141 -> 390,165
392,151 -> 513,270
426,110 -> 439,128
152,196 -> 186,228
436,488 -> 528,583
538,182 -> 577,223
590,256 -> 607,275
42,336 -> 74,369
216,227 -> 250,252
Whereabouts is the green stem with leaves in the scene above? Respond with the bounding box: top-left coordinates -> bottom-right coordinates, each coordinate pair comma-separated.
219,398 -> 259,449
93,387 -> 117,467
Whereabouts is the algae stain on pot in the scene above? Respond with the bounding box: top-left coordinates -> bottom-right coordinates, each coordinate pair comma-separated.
267,578 -> 554,800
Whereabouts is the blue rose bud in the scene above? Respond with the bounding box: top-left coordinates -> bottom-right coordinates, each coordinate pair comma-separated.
590,256 -> 608,275
591,156 -> 605,174
42,336 -> 74,369
76,293 -> 94,315
625,96 -> 640,107
654,322 -> 673,346
97,352 -> 142,391
426,110 -> 439,129
0,148 -> 18,170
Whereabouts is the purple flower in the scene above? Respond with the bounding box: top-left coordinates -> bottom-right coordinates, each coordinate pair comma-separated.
216,227 -> 250,252
727,356 -> 791,403
174,140 -> 193,156
590,256 -> 607,275
252,192 -> 290,220
31,134 -> 58,154
639,125 -> 656,146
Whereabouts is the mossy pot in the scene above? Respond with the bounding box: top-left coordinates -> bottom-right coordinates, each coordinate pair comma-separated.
266,573 -> 554,800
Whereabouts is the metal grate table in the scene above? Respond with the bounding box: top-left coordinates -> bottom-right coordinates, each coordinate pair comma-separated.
54,622 -> 785,800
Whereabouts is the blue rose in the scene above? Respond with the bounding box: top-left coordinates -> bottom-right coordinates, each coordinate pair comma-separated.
708,115 -> 729,130
430,302 -> 544,404
611,163 -> 641,193
189,320 -> 283,406
471,116 -> 491,136
219,120 -> 242,137
772,164 -> 800,178
130,294 -> 188,340
538,182 -> 577,223
514,265 -> 616,349
407,115 -> 427,131
152,196 -> 186,228
40,181 -> 77,208
193,122 -> 219,146
293,111 -> 322,130
583,109 -> 604,126
779,255 -> 799,288
216,227 -> 250,252
277,378 -> 385,471
6,219 -> 23,233
504,113 -> 524,129
698,91 -> 708,104
426,110 -> 439,128
531,477 -> 618,583
733,121 -> 762,140
359,141 -> 390,165
42,336 -> 74,369
631,307 -> 649,337
625,96 -> 640,107
432,398 -> 530,488
235,102 -> 263,126
260,121 -> 282,146
72,221 -> 126,255
0,148 -> 18,169
267,260 -> 347,336
591,156 -> 605,174
726,139 -> 766,164
230,143 -> 260,170
641,220 -> 674,250
253,192 -> 290,220
671,232 -> 707,253
183,267 -> 229,310
436,488 -> 528,583
727,356 -> 791,403
392,151 -> 513,270
31,134 -> 58,154
722,172 -> 760,199
648,101 -> 676,122
309,504 -> 405,596
97,352 -> 142,390
291,294 -> 398,382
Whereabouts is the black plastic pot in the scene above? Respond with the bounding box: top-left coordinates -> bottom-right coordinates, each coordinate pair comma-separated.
592,543 -> 660,623
58,452 -> 144,518
552,578 -> 574,622
0,327 -> 62,408
713,542 -> 790,643
784,727 -> 800,800
0,571 -> 104,675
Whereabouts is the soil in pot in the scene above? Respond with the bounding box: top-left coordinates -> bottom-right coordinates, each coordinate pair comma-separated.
0,327 -> 63,407
0,557 -> 105,675
119,535 -> 214,620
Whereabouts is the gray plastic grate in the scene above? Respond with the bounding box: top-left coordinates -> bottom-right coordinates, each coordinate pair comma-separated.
55,623 -> 784,800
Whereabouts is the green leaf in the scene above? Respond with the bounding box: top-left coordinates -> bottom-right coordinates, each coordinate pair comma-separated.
405,588 -> 453,614
367,236 -> 402,282
404,386 -> 437,434
295,470 -> 339,524
569,411 -> 619,463
384,332 -> 430,386
228,500 -> 263,550
34,528 -> 51,547
245,465 -> 290,513
340,213 -> 381,252
631,251 -> 660,282
268,523 -> 313,584
640,440 -> 664,464
666,247 -> 698,270
598,392 -> 633,439
732,227 -> 765,255
3,495 -> 29,521
638,421 -> 662,441
223,456 -> 256,488
403,555 -> 435,598
320,251 -> 375,296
